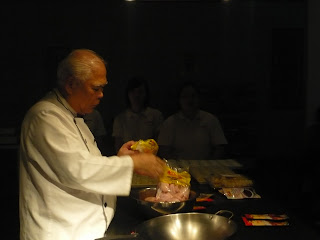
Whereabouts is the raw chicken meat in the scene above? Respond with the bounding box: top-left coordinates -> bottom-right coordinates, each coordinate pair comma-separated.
154,182 -> 190,202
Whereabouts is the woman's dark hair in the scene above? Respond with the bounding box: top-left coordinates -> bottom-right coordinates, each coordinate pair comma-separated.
125,77 -> 150,107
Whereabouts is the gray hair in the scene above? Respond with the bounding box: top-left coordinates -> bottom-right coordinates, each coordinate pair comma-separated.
56,49 -> 106,91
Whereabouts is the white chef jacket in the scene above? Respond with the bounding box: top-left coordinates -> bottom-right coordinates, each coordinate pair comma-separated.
19,89 -> 134,240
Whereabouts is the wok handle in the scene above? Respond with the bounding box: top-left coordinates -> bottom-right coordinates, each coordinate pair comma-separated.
214,210 -> 234,220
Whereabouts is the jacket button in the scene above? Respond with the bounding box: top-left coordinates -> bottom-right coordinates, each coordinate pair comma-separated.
104,202 -> 107,208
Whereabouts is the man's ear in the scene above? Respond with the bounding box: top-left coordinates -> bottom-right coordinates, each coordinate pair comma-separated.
65,77 -> 76,95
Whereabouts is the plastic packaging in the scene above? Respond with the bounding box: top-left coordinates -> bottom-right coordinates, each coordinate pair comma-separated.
209,173 -> 253,188
219,187 -> 261,199
242,214 -> 289,226
146,164 -> 191,203
131,139 -> 159,155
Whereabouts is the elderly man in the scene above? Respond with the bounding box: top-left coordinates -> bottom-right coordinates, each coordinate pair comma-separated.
19,49 -> 165,240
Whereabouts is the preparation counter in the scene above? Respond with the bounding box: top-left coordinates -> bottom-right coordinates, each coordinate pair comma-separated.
106,179 -> 319,240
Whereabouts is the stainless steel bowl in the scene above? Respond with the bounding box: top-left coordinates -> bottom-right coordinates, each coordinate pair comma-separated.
130,187 -> 199,218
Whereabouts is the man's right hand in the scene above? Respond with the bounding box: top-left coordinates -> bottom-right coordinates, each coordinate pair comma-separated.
130,153 -> 166,179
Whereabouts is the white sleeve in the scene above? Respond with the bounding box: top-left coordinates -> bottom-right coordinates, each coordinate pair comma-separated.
22,107 -> 133,196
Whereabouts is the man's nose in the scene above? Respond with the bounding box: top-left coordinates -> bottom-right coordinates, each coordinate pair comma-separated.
98,91 -> 104,99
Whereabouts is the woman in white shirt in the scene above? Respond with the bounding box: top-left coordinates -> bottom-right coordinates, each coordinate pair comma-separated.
112,77 -> 164,152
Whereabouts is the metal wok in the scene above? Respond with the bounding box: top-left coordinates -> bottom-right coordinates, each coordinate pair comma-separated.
98,210 -> 237,240
135,211 -> 237,240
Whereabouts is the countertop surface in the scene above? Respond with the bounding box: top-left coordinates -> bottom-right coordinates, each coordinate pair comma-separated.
105,159 -> 319,240
105,183 -> 319,240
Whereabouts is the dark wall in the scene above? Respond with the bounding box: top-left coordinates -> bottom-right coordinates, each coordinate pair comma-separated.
1,0 -> 306,160
1,0 -> 308,187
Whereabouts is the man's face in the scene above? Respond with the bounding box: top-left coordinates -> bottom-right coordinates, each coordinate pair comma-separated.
179,86 -> 199,112
67,62 -> 107,115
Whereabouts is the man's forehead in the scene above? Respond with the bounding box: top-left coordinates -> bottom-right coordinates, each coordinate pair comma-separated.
86,76 -> 107,85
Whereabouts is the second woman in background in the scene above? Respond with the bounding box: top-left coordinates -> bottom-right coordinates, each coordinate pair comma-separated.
157,81 -> 228,160
112,77 -> 164,152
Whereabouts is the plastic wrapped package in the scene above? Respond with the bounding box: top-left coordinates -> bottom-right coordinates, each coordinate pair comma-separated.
131,139 -> 159,155
145,164 -> 191,203
208,173 -> 253,189
155,164 -> 191,202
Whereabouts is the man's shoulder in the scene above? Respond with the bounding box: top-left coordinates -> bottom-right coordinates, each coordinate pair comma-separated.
25,92 -> 69,121
27,97 -> 57,115
163,112 -> 181,123
145,107 -> 163,116
199,110 -> 217,120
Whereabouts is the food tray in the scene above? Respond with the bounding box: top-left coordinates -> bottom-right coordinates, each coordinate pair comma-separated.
207,173 -> 253,189
179,159 -> 240,184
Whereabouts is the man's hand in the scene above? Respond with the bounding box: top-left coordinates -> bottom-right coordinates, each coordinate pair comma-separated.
130,153 -> 166,179
117,140 -> 137,156
118,141 -> 166,179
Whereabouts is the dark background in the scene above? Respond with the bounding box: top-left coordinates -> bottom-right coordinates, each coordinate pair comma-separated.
1,0 -> 319,238
1,0 -> 309,157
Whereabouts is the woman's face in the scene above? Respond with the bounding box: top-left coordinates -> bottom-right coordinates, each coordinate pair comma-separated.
128,85 -> 146,108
